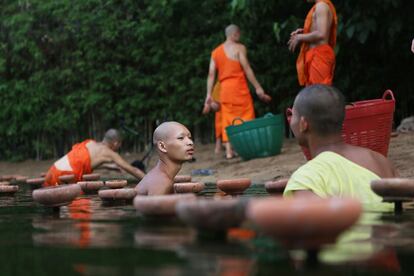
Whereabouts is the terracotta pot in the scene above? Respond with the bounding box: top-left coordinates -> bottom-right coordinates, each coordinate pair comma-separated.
27,177 -> 46,186
32,184 -> 81,207
0,181 -> 10,186
174,182 -> 205,194
265,178 -> 289,194
134,194 -> 196,216
174,175 -> 192,183
1,175 -> 17,181
210,101 -> 221,112
58,174 -> 76,184
82,173 -> 101,181
99,188 -> 137,201
78,181 -> 104,193
0,185 -> 19,195
105,180 -> 128,189
176,198 -> 246,231
14,176 -> 28,183
246,197 -> 362,249
371,178 -> 414,198
216,178 -> 251,195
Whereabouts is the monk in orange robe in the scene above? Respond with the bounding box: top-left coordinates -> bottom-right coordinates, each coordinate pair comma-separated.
44,129 -> 145,187
288,0 -> 337,86
204,25 -> 271,159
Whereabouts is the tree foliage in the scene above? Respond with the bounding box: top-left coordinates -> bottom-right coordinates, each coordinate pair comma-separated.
0,0 -> 413,160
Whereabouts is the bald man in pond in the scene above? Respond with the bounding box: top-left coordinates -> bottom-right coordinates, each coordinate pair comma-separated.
283,85 -> 398,210
204,24 -> 271,159
135,122 -> 194,195
44,129 -> 145,187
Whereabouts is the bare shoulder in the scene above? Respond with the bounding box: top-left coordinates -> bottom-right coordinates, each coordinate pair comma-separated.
315,1 -> 330,12
236,43 -> 247,53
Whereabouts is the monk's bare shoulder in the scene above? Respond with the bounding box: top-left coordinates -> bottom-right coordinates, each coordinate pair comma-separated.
315,1 -> 330,13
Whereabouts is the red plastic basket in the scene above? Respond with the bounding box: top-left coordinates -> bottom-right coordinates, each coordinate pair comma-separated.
286,90 -> 395,160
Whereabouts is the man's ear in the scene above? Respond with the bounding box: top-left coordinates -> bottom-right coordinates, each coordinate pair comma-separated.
299,116 -> 309,133
158,141 -> 167,153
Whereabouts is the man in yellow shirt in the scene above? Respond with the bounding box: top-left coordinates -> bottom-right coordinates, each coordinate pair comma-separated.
283,85 -> 398,210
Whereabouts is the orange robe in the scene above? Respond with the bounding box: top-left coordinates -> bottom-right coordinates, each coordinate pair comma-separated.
212,44 -> 255,142
44,139 -> 93,187
296,0 -> 337,86
212,81 -> 222,139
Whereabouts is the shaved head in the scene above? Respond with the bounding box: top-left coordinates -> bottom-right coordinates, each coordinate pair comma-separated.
294,85 -> 345,136
225,24 -> 240,38
153,122 -> 187,144
103,128 -> 122,143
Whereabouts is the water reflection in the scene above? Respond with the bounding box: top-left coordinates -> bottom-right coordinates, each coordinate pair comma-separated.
4,184 -> 414,275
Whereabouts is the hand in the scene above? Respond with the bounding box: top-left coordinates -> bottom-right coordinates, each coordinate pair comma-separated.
202,95 -> 212,114
290,28 -> 303,37
288,34 -> 302,52
202,103 -> 211,114
411,38 -> 414,54
256,87 -> 272,103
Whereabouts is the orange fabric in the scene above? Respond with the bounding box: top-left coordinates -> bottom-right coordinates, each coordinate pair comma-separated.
296,0 -> 337,86
305,44 -> 335,85
43,139 -> 93,187
212,44 -> 255,142
221,101 -> 255,142
212,82 -> 222,139
69,198 -> 92,248
44,165 -> 73,187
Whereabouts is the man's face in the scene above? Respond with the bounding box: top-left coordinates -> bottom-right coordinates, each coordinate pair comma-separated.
164,125 -> 194,162
233,30 -> 241,42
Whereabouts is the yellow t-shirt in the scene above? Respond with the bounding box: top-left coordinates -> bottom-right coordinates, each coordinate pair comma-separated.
283,151 -> 392,212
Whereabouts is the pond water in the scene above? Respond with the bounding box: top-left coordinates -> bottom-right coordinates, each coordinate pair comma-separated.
1,182 -> 414,275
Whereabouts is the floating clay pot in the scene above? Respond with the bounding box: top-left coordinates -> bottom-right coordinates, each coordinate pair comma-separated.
174,175 -> 192,183
105,180 -> 128,189
174,182 -> 205,194
246,197 -> 362,249
371,178 -> 414,214
265,178 -> 289,195
32,184 -> 81,207
134,194 -> 196,216
78,181 -> 105,193
58,174 -> 76,184
99,188 -> 137,204
26,177 -> 46,189
216,178 -> 251,195
0,184 -> 19,196
82,173 -> 101,181
176,198 -> 247,232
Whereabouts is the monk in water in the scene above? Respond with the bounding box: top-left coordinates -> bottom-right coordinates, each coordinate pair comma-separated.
288,0 -> 337,86
283,85 -> 398,210
204,24 -> 272,159
135,122 -> 194,195
44,129 -> 145,187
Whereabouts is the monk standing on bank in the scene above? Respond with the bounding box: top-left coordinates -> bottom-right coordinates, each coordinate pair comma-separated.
204,24 -> 271,159
288,0 -> 338,86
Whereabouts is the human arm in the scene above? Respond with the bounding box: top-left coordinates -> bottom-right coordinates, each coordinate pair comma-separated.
107,151 -> 145,179
203,57 -> 216,114
238,45 -> 272,103
288,2 -> 331,52
411,38 -> 414,53
100,162 -> 122,171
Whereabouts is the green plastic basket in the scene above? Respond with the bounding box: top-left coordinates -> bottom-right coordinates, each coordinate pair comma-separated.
225,113 -> 284,161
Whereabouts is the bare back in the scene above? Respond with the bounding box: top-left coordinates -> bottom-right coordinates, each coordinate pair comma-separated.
223,41 -> 244,62
331,144 -> 397,178
86,141 -> 115,169
310,1 -> 333,47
